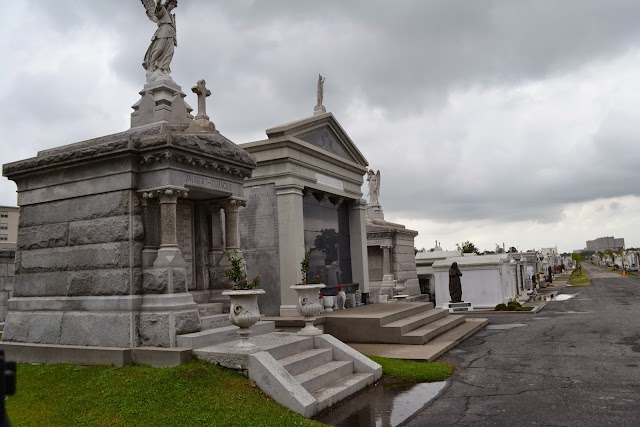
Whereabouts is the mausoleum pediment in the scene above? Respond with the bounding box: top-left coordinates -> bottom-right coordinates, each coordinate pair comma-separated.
265,113 -> 368,167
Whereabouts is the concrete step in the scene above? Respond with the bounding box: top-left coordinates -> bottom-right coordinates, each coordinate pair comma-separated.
200,314 -> 231,330
198,303 -> 225,317
382,308 -> 449,335
313,373 -> 375,413
400,315 -> 465,345
296,360 -> 354,393
279,348 -> 334,376
347,318 -> 489,362
176,321 -> 275,349
404,294 -> 430,303
379,302 -> 434,326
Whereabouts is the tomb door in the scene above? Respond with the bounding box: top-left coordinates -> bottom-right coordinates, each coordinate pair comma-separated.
176,199 -> 196,290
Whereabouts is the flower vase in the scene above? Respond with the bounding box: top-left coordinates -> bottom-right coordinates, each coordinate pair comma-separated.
337,291 -> 346,310
290,284 -> 326,335
221,289 -> 265,350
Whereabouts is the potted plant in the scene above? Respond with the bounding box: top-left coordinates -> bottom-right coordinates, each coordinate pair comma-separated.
290,248 -> 325,335
221,253 -> 265,350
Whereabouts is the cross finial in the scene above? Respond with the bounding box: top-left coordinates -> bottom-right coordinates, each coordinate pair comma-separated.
192,79 -> 211,120
187,79 -> 217,132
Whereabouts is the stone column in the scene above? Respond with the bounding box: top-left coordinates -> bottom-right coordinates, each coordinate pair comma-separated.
207,201 -> 225,266
276,184 -> 306,316
219,196 -> 247,264
146,186 -> 188,268
381,246 -> 392,277
138,192 -> 160,268
349,198 -> 370,299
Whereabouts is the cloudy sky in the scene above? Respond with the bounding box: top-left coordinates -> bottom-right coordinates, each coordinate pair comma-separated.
2,0 -> 640,253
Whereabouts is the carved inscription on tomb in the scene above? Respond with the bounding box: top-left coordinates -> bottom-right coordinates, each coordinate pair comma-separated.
240,185 -> 278,250
185,173 -> 236,193
176,201 -> 194,290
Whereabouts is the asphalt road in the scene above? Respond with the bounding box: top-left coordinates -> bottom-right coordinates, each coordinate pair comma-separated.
406,264 -> 640,427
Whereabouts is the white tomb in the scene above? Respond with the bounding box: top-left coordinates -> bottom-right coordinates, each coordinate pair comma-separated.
432,254 -> 518,309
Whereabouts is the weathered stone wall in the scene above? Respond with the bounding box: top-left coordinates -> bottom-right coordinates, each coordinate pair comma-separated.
393,231 -> 420,294
0,246 -> 16,324
3,190 -> 144,347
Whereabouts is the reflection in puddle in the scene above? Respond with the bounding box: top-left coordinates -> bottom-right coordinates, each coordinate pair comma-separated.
546,293 -> 578,301
486,323 -> 527,330
314,378 -> 447,427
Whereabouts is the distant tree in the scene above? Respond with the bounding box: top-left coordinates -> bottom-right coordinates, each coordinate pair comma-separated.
495,244 -> 505,254
508,247 -> 518,253
571,253 -> 583,267
457,241 -> 480,255
483,250 -> 496,255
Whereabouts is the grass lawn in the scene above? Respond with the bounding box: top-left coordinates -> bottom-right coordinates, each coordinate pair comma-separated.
7,360 -> 323,427
6,355 -> 456,426
569,268 -> 591,286
367,356 -> 454,382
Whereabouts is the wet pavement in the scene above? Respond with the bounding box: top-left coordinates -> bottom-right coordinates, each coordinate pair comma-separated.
314,377 -> 447,427
404,263 -> 640,427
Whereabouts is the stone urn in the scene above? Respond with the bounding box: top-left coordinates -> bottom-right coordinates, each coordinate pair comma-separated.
221,289 -> 265,350
323,295 -> 335,312
290,284 -> 326,335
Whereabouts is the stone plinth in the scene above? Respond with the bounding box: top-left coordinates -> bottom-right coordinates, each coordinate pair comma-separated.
131,80 -> 194,128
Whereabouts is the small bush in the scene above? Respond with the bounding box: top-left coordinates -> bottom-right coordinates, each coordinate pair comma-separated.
515,306 -> 534,311
507,300 -> 522,308
495,303 -> 508,311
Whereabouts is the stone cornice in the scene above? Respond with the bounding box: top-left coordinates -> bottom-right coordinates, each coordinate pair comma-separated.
3,127 -> 256,180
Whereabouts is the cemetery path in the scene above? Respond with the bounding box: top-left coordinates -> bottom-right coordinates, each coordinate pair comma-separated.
406,264 -> 640,427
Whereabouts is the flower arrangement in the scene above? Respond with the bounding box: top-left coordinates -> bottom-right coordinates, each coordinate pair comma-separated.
222,252 -> 261,290
310,275 -> 322,284
337,285 -> 344,292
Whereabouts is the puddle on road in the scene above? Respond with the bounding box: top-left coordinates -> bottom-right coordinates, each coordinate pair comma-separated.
486,323 -> 527,330
545,293 -> 578,301
314,378 -> 447,427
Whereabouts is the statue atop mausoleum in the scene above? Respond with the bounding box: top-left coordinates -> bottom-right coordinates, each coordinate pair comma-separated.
141,0 -> 178,83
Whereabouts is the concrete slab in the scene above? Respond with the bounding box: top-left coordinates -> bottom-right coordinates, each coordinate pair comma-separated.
133,347 -> 192,367
346,318 -> 488,362
322,302 -> 433,320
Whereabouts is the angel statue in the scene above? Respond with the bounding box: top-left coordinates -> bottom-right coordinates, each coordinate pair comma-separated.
141,0 -> 178,82
367,169 -> 381,205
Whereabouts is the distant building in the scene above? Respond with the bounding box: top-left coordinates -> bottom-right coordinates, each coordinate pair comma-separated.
0,206 -> 19,244
586,236 -> 625,251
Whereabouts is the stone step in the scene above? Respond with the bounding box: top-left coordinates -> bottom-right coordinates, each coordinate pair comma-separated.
382,308 -> 449,335
313,373 -> 375,413
266,336 -> 315,360
295,360 -> 354,393
198,303 -> 225,317
200,314 -> 231,330
399,315 -> 466,345
379,302 -> 434,326
279,348 -> 334,377
176,321 -> 275,349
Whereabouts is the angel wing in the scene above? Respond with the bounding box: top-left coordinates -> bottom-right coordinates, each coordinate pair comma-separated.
376,170 -> 381,196
141,0 -> 158,23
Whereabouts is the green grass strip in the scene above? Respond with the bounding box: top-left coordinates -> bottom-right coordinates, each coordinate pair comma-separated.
367,355 -> 454,382
7,360 -> 323,427
569,268 -> 591,286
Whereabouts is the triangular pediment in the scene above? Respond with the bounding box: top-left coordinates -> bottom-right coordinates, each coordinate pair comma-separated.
265,113 -> 368,167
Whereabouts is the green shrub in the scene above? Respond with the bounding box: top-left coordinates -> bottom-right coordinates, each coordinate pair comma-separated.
495,303 -> 508,311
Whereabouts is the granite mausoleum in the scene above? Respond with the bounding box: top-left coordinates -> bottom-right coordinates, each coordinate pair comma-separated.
1,73 -> 257,353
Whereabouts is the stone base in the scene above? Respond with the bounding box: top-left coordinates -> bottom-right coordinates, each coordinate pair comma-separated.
131,79 -> 194,128
443,301 -> 474,314
366,203 -> 385,223
0,342 -> 133,366
139,293 -> 201,348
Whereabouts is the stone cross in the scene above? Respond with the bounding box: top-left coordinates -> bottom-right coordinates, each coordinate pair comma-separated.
192,79 -> 211,120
